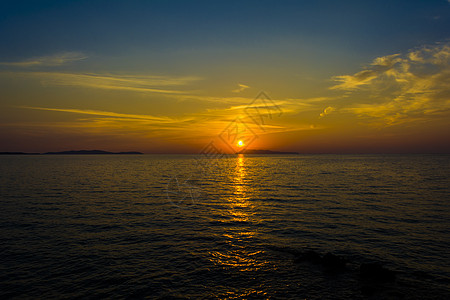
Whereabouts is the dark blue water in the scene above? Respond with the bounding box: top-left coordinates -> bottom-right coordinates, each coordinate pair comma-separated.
1,154 -> 449,299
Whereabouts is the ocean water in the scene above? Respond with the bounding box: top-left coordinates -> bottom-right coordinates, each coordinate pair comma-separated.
0,154 -> 449,299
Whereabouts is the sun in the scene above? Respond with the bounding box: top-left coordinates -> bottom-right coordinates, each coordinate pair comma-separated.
237,140 -> 244,147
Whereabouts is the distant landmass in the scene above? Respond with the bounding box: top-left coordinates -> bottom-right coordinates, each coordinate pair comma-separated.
0,150 -> 143,155
239,149 -> 299,154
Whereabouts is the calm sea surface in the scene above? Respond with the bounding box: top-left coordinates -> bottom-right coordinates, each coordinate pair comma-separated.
0,154 -> 449,299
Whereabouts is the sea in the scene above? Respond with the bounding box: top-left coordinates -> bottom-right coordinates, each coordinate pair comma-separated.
0,154 -> 449,299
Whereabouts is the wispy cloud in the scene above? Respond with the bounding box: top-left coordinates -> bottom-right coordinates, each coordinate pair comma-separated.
4,72 -> 201,94
330,42 -> 450,126
20,106 -> 178,123
232,83 -> 249,93
226,100 -> 288,111
17,99 -> 306,142
330,54 -> 402,90
0,52 -> 87,67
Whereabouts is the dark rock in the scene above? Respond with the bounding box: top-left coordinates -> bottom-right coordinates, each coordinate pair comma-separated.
412,270 -> 433,280
322,252 -> 346,270
294,250 -> 322,264
360,284 -> 377,296
267,245 -> 302,256
387,290 -> 406,299
294,250 -> 347,273
360,262 -> 396,282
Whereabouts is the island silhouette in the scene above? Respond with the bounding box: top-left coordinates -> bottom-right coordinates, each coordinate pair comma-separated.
0,150 -> 143,155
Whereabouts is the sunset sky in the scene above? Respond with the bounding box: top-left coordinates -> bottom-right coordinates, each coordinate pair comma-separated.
1,0 -> 449,153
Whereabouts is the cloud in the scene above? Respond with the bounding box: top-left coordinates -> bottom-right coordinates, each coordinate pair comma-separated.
227,99 -> 287,111
20,106 -> 177,123
232,83 -> 249,93
330,42 -> 450,126
12,92 -> 318,149
3,72 -> 200,94
330,54 -> 402,90
319,106 -> 335,118
0,52 -> 87,67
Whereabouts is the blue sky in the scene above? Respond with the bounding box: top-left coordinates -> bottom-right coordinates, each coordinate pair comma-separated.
2,1 -> 449,59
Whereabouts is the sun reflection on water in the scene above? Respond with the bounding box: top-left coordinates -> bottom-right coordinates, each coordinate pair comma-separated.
228,154 -> 253,220
208,154 -> 269,281
234,154 -> 247,198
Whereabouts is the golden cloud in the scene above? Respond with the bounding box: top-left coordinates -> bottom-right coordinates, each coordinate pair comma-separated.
319,106 -> 335,118
232,83 -> 250,93
331,43 -> 450,126
2,71 -> 201,94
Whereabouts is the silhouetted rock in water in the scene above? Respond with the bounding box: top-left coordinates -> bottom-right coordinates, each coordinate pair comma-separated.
360,262 -> 396,282
412,270 -> 433,280
294,249 -> 322,264
266,245 -> 300,256
359,263 -> 398,297
322,252 -> 346,271
294,250 -> 347,272
269,245 -> 407,297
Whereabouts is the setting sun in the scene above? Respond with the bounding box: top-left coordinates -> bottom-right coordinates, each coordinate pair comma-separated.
237,140 -> 244,147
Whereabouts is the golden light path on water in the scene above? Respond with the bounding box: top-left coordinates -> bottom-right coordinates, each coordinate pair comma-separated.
229,154 -> 252,223
208,154 -> 270,298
